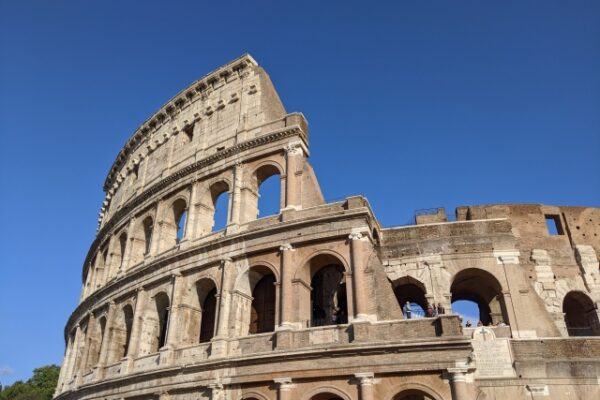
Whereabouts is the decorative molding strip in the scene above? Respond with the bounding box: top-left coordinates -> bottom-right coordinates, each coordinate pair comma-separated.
84,125 -> 305,279
103,54 -> 257,192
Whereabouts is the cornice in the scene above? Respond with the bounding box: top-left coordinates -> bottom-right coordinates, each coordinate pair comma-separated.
70,203 -> 372,338
103,54 -> 257,193
85,125 -> 306,278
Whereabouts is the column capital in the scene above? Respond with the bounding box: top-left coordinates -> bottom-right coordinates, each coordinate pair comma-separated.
220,257 -> 232,265
284,141 -> 305,156
348,227 -> 370,241
354,372 -> 375,385
447,367 -> 470,382
279,243 -> 293,252
274,377 -> 294,390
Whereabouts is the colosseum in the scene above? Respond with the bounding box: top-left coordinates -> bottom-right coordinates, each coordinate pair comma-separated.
54,54 -> 600,400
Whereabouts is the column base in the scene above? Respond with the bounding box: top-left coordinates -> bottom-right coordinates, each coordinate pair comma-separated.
209,338 -> 229,358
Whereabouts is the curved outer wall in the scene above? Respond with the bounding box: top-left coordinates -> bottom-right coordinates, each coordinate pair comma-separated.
55,55 -> 600,400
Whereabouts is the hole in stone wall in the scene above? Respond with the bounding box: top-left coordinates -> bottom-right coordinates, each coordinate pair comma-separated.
545,215 -> 564,235
213,192 -> 229,232
257,174 -> 280,218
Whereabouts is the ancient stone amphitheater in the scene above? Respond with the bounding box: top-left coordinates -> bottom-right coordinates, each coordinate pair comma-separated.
54,55 -> 600,400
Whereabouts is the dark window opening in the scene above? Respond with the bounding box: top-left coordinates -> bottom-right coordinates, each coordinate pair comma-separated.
143,217 -> 153,255
545,215 -> 564,235
200,288 -> 217,343
311,265 -> 348,327
176,209 -> 187,243
122,306 -> 134,357
183,124 -> 194,142
249,274 -> 276,334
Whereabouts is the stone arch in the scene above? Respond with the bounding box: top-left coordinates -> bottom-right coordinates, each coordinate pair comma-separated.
130,214 -> 155,265
177,276 -> 219,345
196,278 -> 218,343
158,195 -> 189,250
233,264 -> 278,336
86,314 -> 107,369
294,249 -> 350,282
391,276 -> 429,318
563,290 -> 600,336
145,291 -> 170,353
296,252 -> 349,327
210,180 -> 231,232
107,304 -> 134,363
240,392 -> 269,400
254,162 -> 284,219
385,383 -> 444,400
302,386 -> 352,400
451,268 -> 508,326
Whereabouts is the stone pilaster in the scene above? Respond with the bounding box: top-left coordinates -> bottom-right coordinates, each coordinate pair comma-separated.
96,301 -> 116,379
212,258 -> 233,357
354,372 -> 375,400
278,244 -> 295,329
349,230 -> 374,322
447,367 -> 473,400
274,377 -> 295,400
207,383 -> 224,400
123,287 -> 147,372
165,273 -> 183,350
283,142 -> 304,210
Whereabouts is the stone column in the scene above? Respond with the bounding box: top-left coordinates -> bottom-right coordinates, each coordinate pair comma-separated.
184,181 -> 200,240
228,162 -> 244,229
150,200 -> 166,255
211,258 -> 233,357
208,383 -> 224,400
119,219 -> 135,273
448,368 -> 472,400
96,301 -> 116,379
165,273 -> 183,349
55,329 -> 76,395
274,377 -> 294,400
349,231 -> 372,321
124,287 -> 147,372
354,372 -> 375,400
283,142 -> 303,210
278,244 -> 295,329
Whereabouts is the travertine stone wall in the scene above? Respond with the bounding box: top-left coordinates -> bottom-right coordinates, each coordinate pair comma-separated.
56,55 -> 600,400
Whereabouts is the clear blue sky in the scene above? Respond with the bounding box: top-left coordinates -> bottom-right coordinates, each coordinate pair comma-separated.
1,1 -> 599,385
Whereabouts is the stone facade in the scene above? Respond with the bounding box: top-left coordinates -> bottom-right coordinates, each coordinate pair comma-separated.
54,55 -> 600,400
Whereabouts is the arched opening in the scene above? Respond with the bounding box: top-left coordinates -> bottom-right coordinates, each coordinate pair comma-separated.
173,199 -> 188,244
211,181 -> 230,232
106,305 -> 134,364
452,299 -> 480,327
392,277 -> 428,319
122,305 -> 134,357
451,269 -> 508,327
255,165 -> 281,218
250,273 -> 276,334
393,389 -> 436,400
563,291 -> 600,336
200,287 -> 217,343
310,259 -> 348,327
153,292 -> 170,352
86,315 -> 106,369
143,217 -> 153,255
310,393 -> 344,400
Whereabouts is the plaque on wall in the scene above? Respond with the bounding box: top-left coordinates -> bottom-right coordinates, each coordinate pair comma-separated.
471,327 -> 516,378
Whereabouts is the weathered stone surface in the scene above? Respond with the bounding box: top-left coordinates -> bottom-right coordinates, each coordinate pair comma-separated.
55,55 -> 600,400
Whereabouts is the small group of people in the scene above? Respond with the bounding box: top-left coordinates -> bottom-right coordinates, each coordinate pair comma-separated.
403,301 -> 446,319
464,320 -> 507,328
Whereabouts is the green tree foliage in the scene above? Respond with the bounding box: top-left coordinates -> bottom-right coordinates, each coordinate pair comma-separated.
0,365 -> 60,400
